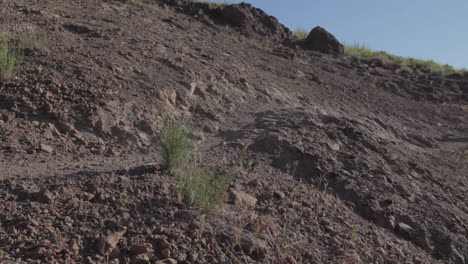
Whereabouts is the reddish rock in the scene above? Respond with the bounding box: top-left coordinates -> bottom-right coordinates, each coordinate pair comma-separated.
31,247 -> 47,259
230,188 -> 257,209
130,243 -> 151,255
33,190 -> 54,203
98,230 -> 126,255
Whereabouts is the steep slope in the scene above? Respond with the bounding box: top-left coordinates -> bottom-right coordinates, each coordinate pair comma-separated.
0,0 -> 467,263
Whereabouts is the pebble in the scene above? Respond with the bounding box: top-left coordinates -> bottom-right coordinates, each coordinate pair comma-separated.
39,144 -> 54,153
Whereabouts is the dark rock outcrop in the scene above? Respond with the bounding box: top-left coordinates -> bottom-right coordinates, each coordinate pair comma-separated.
217,3 -> 292,41
160,1 -> 292,42
303,26 -> 344,56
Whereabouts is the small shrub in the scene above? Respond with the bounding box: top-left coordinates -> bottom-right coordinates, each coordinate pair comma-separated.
159,117 -> 232,213
0,39 -> 22,80
175,165 -> 231,213
293,28 -> 309,39
160,118 -> 195,170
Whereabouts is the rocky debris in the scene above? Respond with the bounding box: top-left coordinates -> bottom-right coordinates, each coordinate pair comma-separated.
302,26 -> 344,56
239,232 -> 268,260
32,189 -> 55,203
230,188 -> 257,209
131,254 -> 150,264
154,259 -> 177,264
31,247 -> 47,259
98,230 -> 126,255
130,243 -> 152,255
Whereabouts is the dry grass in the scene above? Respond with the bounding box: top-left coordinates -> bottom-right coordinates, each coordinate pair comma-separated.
131,0 -> 162,11
293,28 -> 309,39
192,0 -> 229,8
345,43 -> 468,75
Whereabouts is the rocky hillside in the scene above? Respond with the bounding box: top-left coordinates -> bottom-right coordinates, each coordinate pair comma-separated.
0,0 -> 467,263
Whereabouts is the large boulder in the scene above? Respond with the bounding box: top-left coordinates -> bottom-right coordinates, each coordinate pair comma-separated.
303,26 -> 344,56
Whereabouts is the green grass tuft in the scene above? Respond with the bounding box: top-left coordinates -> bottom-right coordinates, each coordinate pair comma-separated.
0,39 -> 22,80
192,0 -> 230,8
293,28 -> 309,39
345,43 -> 468,75
175,166 -> 231,213
159,117 -> 231,213
160,118 -> 195,170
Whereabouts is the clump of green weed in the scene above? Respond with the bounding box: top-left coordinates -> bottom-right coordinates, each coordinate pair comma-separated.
160,118 -> 195,170
119,194 -> 131,209
159,117 -> 231,213
175,165 -> 232,213
0,39 -> 22,80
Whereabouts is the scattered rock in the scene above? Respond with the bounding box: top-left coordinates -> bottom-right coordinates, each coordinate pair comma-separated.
160,248 -> 171,258
239,233 -> 267,260
81,192 -> 95,201
98,230 -> 126,255
131,254 -> 150,264
155,43 -> 167,54
33,189 -> 54,203
273,190 -> 285,199
31,247 -> 47,259
39,144 -> 54,153
130,243 -> 151,255
154,259 -> 177,264
230,188 -> 257,208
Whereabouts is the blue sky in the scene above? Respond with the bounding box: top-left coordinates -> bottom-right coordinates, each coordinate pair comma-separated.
212,0 -> 468,69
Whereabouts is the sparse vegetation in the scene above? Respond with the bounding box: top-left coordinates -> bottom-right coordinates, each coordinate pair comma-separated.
175,165 -> 231,213
19,30 -> 48,51
131,0 -> 162,11
293,28 -> 309,39
345,43 -> 468,75
160,118 -> 195,170
159,117 -> 231,212
192,0 -> 230,8
0,28 -> 48,80
0,38 -> 22,80
118,194 -> 131,209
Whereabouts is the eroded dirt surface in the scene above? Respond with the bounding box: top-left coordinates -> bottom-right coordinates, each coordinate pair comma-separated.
0,0 -> 467,263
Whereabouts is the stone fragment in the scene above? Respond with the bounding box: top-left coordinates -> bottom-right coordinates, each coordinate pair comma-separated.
98,230 -> 126,255
130,243 -> 151,255
40,144 -> 54,153
33,190 -> 54,203
230,188 -> 257,208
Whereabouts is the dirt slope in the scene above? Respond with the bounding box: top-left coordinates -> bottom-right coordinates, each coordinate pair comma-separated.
0,0 -> 467,263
